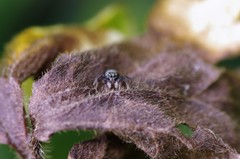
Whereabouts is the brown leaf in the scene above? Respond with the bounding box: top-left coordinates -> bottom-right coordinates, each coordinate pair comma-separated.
199,71 -> 240,114
0,77 -> 33,159
29,43 -> 240,158
195,71 -> 240,150
9,34 -> 78,83
68,135 -> 107,159
29,43 -> 150,141
68,134 -> 146,159
130,51 -> 221,96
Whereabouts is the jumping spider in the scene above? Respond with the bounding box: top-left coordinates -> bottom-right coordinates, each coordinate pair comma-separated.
93,69 -> 130,91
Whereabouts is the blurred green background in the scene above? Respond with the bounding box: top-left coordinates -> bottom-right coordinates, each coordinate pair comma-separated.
0,0 -> 156,55
0,0 -> 155,158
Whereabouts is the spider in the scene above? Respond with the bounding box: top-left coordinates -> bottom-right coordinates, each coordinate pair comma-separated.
93,69 -> 130,90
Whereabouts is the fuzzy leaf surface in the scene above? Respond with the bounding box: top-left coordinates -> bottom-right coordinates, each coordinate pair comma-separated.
0,78 -> 33,159
29,43 -> 240,158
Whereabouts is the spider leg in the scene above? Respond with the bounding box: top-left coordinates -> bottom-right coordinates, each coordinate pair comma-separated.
116,78 -> 123,90
107,81 -> 112,89
124,80 -> 130,90
125,76 -> 131,89
117,76 -> 130,90
93,75 -> 105,90
114,80 -> 119,89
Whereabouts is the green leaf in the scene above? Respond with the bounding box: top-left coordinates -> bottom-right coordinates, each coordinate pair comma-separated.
177,124 -> 193,137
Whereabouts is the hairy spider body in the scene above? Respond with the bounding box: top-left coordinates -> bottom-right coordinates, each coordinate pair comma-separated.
93,69 -> 130,90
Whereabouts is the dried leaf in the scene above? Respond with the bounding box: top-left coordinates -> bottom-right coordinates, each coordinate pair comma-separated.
195,71 -> 240,149
0,77 -> 32,159
29,43 -> 239,158
68,134 -> 146,159
130,51 -> 221,96
68,135 -> 107,159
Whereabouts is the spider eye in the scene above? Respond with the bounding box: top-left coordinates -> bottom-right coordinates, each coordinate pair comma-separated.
105,69 -> 118,78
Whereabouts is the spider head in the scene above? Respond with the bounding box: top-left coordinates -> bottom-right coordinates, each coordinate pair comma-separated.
105,69 -> 119,81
